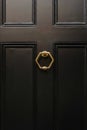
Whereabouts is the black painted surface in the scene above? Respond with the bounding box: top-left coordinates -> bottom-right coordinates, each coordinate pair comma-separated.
0,0 -> 87,130
54,45 -> 86,130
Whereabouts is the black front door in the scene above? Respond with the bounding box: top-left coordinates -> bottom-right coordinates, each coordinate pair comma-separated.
0,0 -> 87,130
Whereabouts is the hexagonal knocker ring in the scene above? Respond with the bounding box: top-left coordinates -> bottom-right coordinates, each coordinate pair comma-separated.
35,51 -> 54,70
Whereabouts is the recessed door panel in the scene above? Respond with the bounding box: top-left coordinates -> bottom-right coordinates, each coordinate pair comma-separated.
1,43 -> 37,130
54,0 -> 86,24
2,0 -> 36,25
54,45 -> 86,129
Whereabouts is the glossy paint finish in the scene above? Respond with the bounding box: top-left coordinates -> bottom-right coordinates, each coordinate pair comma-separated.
0,0 -> 87,130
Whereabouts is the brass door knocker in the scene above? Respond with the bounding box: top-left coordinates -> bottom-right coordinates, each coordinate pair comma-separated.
35,51 -> 54,70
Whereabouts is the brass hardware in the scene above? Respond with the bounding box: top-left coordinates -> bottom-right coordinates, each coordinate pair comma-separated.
35,51 -> 54,70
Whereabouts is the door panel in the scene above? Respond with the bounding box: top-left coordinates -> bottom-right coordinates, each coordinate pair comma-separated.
54,0 -> 85,24
1,43 -> 37,130
6,0 -> 32,23
3,0 -> 36,25
54,44 -> 87,130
